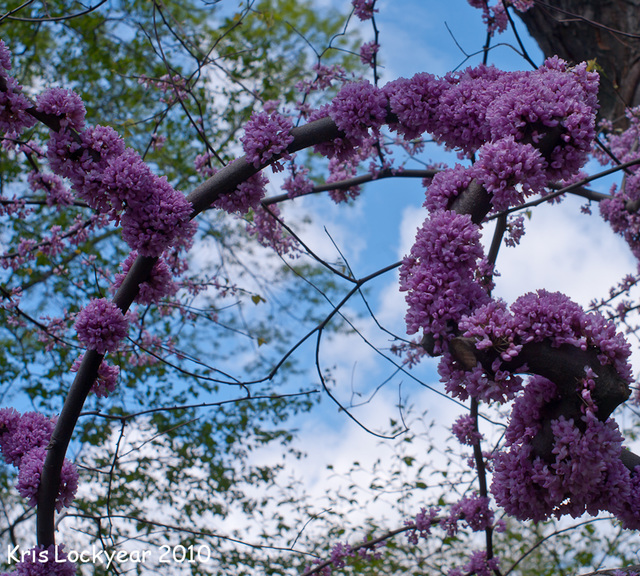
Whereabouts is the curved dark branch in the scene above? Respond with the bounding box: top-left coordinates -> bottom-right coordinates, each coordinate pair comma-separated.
449,336 -> 638,470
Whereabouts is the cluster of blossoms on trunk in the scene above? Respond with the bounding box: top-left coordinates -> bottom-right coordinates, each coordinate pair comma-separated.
0,409 -> 78,516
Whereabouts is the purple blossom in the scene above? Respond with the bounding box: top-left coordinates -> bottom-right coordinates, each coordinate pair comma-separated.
600,172 -> 640,262
615,466 -> 640,529
406,506 -> 439,544
383,73 -> 447,140
424,164 -> 477,213
486,59 -> 598,180
511,290 -> 632,381
0,41 -> 36,138
359,41 -> 379,67
194,151 -> 218,178
46,124 -> 126,213
77,125 -> 127,210
474,136 -> 548,211
351,0 -> 377,20
492,375 -> 633,522
16,446 -> 78,511
247,204 -> 298,256
121,181 -> 194,257
282,166 -> 313,199
329,542 -> 354,569
596,106 -> 640,166
111,252 -> 178,305
35,87 -> 86,130
463,550 -> 500,576
27,171 -> 74,206
75,298 -> 128,354
242,109 -> 294,170
309,105 -> 359,161
433,64 -> 511,155
101,147 -> 154,208
505,213 -> 526,247
440,494 -> 494,536
4,545 -> 76,576
399,209 -> 491,352
213,171 -> 268,215
439,354 -> 518,403
452,414 -> 483,446
71,355 -> 120,397
330,81 -> 387,142
0,410 -> 55,467
0,39 -> 11,71
459,299 -> 521,361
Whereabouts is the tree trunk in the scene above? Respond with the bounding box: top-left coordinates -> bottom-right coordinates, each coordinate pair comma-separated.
517,0 -> 640,128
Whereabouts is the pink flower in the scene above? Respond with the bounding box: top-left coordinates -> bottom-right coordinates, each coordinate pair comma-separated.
359,41 -> 379,67
16,447 -> 78,511
0,409 -> 55,467
36,87 -> 86,130
247,204 -> 297,256
75,298 -> 128,354
399,210 -> 490,351
242,109 -> 294,170
111,252 -> 178,305
71,355 -> 120,397
452,414 -> 483,446
120,181 -> 194,257
351,0 -> 377,20
0,41 -> 36,138
330,80 -> 387,142
213,171 -> 268,215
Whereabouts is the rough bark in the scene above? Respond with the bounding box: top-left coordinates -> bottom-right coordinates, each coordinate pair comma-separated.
517,0 -> 640,127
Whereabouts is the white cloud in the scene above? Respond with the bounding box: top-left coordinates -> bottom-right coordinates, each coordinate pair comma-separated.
489,196 -> 636,307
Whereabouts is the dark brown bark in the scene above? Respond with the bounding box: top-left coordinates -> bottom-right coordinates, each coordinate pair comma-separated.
517,0 -> 640,127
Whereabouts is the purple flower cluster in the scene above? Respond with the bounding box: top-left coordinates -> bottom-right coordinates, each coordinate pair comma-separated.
282,165 -> 313,199
351,0 -> 377,20
247,204 -> 298,256
27,171 -> 74,206
0,409 -> 54,466
71,355 -> 120,397
441,290 -> 632,403
473,137 -> 547,211
384,60 -> 597,172
406,506 -> 439,544
383,73 -> 447,141
111,252 -> 178,305
0,40 -> 37,138
439,350 -> 524,403
423,164 -> 477,213
213,171 -> 268,215
241,108 -> 294,170
74,298 -> 128,354
451,414 -> 483,446
330,80 -> 387,144
441,493 -> 494,535
359,41 -> 379,67
598,111 -> 640,259
17,447 -> 78,510
399,210 -> 491,353
457,550 -> 500,576
0,45 -> 198,258
0,408 -> 78,513
36,87 -> 86,130
491,376 -> 638,524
